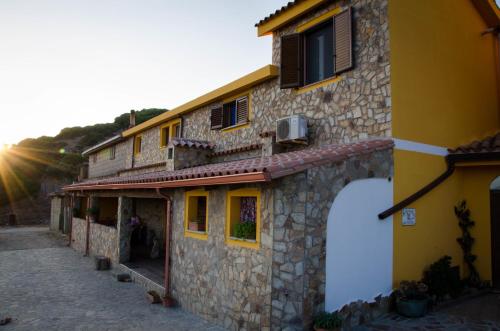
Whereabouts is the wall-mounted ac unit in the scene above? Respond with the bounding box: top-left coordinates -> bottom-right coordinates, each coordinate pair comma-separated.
276,115 -> 308,143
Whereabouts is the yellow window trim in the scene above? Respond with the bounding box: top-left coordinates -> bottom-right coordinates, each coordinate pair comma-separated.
184,189 -> 209,241
295,6 -> 343,33
295,76 -> 343,95
219,91 -> 252,132
159,118 -> 182,148
134,135 -> 142,156
225,188 -> 261,250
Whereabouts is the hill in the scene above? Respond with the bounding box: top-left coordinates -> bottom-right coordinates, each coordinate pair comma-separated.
0,108 -> 166,224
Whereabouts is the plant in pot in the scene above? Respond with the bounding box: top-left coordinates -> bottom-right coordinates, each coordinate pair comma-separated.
86,207 -> 99,222
233,221 -> 256,240
394,281 -> 429,318
313,311 -> 342,331
188,219 -> 205,232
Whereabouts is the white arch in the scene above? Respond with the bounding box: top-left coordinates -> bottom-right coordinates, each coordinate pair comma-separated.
325,178 -> 393,311
491,176 -> 500,190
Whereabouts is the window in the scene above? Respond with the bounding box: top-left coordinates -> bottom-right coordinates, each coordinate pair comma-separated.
184,190 -> 209,240
210,96 -> 249,130
73,197 -> 88,219
96,197 -> 118,227
109,146 -> 116,160
280,8 -> 353,88
134,135 -> 142,155
160,119 -> 182,148
305,20 -> 334,85
225,188 -> 260,249
92,154 -> 97,164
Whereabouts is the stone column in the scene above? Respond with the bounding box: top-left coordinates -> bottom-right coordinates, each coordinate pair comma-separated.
117,196 -> 133,263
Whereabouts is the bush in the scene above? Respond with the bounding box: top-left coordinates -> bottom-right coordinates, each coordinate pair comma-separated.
233,222 -> 256,240
395,281 -> 428,301
422,255 -> 462,300
313,311 -> 342,330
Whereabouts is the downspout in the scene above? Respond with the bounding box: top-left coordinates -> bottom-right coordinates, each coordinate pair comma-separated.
379,152 -> 500,220
155,188 -> 176,307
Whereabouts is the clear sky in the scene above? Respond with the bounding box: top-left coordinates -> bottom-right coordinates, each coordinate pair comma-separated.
0,0 -> 286,145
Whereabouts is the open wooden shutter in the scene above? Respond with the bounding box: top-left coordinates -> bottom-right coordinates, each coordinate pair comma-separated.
210,107 -> 223,130
236,97 -> 249,124
334,8 -> 353,74
280,33 -> 303,89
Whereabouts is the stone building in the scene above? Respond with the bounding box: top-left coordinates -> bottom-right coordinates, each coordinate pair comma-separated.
56,0 -> 500,330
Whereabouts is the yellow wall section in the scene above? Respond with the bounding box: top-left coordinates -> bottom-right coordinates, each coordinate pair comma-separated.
389,0 -> 499,147
460,165 -> 500,282
393,150 -> 463,284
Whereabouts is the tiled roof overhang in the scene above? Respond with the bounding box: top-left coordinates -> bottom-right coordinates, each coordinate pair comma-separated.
448,132 -> 500,155
172,138 -> 215,150
63,139 -> 393,192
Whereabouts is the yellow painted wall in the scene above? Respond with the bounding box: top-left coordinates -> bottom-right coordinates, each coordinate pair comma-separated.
389,0 -> 499,147
461,165 -> 500,282
393,150 -> 464,284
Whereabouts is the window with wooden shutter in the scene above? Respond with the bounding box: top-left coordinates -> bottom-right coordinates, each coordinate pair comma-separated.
210,106 -> 223,130
333,8 -> 353,74
236,97 -> 248,124
280,33 -> 303,89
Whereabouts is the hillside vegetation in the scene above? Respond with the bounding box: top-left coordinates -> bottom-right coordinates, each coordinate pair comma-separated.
0,108 -> 166,204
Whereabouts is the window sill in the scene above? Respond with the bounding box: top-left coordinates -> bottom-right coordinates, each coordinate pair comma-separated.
226,236 -> 259,249
185,229 -> 208,240
221,122 -> 250,133
294,76 -> 343,95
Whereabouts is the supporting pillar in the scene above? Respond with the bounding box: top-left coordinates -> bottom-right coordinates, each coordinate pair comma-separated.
117,196 -> 133,263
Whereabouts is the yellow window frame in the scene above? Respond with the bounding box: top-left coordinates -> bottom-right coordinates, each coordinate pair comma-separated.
184,189 -> 209,240
160,118 -> 182,148
134,135 -> 142,156
220,91 -> 252,133
225,188 -> 261,250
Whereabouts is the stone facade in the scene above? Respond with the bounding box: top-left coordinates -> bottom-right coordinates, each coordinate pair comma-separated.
50,196 -> 63,231
88,141 -> 129,178
89,222 -> 119,265
170,185 -> 274,331
135,198 -> 166,249
70,217 -> 87,254
271,149 -> 393,330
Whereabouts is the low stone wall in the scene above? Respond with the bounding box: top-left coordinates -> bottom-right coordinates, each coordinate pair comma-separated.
89,222 -> 118,265
71,217 -> 87,254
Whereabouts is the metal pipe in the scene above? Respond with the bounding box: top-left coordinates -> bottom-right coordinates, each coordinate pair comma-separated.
155,188 -> 175,307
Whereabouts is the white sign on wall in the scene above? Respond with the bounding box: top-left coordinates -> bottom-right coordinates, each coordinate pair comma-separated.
402,208 -> 416,226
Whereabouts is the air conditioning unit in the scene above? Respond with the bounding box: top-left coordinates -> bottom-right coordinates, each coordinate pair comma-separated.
276,115 -> 308,143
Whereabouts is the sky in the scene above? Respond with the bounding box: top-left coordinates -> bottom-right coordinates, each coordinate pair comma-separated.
0,0 -> 286,145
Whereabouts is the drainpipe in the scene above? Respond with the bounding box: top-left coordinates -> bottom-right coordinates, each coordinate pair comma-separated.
379,152 -> 500,220
85,195 -> 91,256
155,188 -> 176,307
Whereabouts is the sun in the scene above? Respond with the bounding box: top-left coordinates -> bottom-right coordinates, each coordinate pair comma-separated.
0,144 -> 12,153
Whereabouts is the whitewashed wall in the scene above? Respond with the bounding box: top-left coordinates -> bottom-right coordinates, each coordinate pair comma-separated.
325,178 -> 393,311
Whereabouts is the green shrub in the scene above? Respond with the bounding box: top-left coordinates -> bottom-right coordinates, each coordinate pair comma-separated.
233,222 -> 256,240
422,255 -> 462,300
313,311 -> 342,330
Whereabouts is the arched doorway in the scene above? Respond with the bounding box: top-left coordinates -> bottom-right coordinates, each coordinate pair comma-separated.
490,176 -> 500,289
325,178 -> 393,311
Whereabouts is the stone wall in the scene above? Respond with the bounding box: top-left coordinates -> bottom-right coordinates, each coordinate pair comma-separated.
50,196 -> 63,231
116,0 -> 390,175
270,148 -> 393,330
170,185 -> 274,331
88,140 -> 129,179
71,217 -> 87,254
89,222 -> 119,264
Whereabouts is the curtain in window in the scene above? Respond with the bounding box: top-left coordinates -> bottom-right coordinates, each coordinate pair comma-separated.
240,197 -> 256,223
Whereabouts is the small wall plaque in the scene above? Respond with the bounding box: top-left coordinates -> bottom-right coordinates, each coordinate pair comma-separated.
402,208 -> 416,226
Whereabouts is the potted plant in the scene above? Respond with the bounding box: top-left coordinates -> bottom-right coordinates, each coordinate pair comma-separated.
188,219 -> 205,232
233,222 -> 256,240
394,281 -> 429,318
313,311 -> 342,331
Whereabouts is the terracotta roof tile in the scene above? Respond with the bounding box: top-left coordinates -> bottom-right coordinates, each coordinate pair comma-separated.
171,138 -> 215,150
65,139 -> 393,190
448,132 -> 500,154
